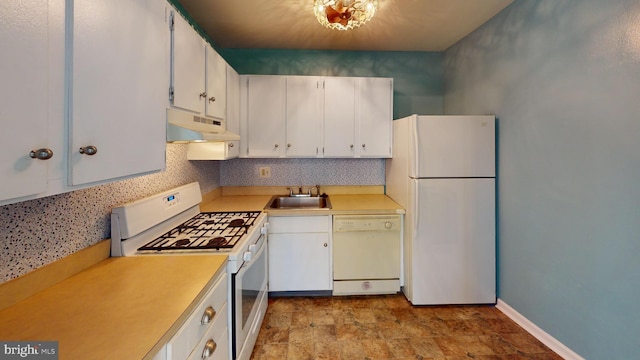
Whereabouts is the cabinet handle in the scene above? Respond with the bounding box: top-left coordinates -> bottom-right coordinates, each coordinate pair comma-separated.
29,148 -> 53,160
79,146 -> 98,156
199,92 -> 207,99
208,96 -> 216,103
201,306 -> 216,325
201,339 -> 217,358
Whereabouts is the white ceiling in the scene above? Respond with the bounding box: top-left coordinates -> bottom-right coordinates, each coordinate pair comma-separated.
176,0 -> 514,52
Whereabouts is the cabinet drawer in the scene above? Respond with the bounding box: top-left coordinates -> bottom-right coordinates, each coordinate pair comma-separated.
268,215 -> 330,233
168,272 -> 227,360
187,303 -> 229,360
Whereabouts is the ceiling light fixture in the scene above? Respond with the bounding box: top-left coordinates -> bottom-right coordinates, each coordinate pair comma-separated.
314,0 -> 378,31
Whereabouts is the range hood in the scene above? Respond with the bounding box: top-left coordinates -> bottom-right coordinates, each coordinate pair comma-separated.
166,108 -> 240,143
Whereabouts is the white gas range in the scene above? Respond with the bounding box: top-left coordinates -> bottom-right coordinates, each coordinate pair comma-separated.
110,182 -> 268,360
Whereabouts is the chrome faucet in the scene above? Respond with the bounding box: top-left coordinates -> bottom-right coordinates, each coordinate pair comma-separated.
287,186 -> 321,197
288,186 -> 310,197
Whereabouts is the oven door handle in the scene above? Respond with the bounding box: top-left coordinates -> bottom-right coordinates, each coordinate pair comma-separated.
242,233 -> 266,263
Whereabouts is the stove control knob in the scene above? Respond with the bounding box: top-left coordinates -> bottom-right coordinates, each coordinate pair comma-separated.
261,225 -> 268,235
249,244 -> 257,253
243,251 -> 252,261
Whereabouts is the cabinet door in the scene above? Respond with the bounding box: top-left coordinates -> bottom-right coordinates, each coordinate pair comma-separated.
323,77 -> 356,157
246,76 -> 286,157
205,46 -> 226,119
357,78 -> 393,157
70,0 -> 167,185
172,11 -> 205,113
0,0 -> 50,201
285,76 -> 323,157
268,233 -> 331,292
226,64 -> 240,135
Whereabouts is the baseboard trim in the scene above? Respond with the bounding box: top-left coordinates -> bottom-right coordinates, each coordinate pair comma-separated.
496,299 -> 584,360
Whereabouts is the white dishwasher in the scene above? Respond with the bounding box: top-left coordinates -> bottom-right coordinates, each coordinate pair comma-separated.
332,214 -> 402,296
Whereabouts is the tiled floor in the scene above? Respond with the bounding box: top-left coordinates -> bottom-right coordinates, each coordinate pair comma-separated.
251,294 -> 563,360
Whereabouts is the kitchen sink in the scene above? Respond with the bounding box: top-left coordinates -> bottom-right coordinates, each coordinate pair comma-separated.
265,195 -> 331,210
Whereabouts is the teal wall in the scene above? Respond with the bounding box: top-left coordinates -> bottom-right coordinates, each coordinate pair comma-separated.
443,0 -> 640,358
222,49 -> 443,118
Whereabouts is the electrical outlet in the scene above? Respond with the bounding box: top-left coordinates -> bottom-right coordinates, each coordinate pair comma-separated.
259,166 -> 271,178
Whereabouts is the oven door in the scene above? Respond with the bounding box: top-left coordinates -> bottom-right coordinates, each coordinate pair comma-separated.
232,232 -> 268,360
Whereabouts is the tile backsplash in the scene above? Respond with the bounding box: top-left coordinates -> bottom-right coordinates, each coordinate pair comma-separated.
0,144 -> 220,283
220,158 -> 385,187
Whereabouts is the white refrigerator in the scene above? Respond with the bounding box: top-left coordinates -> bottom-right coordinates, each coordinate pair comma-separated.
386,114 -> 496,305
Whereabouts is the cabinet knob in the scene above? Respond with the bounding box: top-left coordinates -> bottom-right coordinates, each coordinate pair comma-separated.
199,92 -> 207,99
29,148 -> 54,160
287,143 -> 291,148
274,144 -> 279,148
79,145 -> 98,156
208,96 -> 216,103
201,339 -> 217,358
201,306 -> 216,325
323,243 -> 328,247
228,142 -> 234,148
362,144 -> 366,149
350,144 -> 354,149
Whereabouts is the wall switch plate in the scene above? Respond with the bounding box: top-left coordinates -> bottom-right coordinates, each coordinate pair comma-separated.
259,166 -> 271,178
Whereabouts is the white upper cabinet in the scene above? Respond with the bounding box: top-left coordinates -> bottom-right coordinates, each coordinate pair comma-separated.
0,0 -> 50,202
245,75 -> 286,157
226,64 -> 240,135
242,75 -> 392,159
69,0 -> 168,186
356,77 -> 393,157
171,11 -> 205,114
323,77 -> 357,157
205,46 -> 226,120
170,11 -> 226,122
285,76 -> 323,157
324,77 -> 393,157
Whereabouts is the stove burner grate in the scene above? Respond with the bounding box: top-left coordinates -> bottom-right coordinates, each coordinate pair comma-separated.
137,211 -> 261,252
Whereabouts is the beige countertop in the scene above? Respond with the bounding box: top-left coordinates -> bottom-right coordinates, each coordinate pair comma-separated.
0,255 -> 227,360
200,194 -> 405,216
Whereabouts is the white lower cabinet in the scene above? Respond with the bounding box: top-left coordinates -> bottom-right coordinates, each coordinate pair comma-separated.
268,216 -> 332,292
155,270 -> 229,360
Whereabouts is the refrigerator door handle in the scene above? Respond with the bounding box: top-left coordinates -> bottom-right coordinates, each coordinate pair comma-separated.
411,180 -> 419,240
410,115 -> 420,177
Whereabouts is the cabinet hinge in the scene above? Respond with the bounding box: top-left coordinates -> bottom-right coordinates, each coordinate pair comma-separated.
169,86 -> 174,101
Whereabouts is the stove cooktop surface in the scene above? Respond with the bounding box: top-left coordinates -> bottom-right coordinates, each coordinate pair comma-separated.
137,211 -> 261,252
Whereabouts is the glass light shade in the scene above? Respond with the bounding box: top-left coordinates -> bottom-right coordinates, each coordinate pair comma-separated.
314,0 -> 378,30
